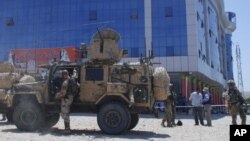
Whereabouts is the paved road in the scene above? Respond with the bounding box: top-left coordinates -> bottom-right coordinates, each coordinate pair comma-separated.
0,113 -> 249,141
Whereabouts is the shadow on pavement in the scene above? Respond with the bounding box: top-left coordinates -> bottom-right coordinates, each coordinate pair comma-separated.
39,128 -> 170,140
2,127 -> 169,140
1,128 -> 32,133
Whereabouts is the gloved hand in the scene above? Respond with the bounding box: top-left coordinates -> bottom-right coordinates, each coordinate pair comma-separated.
55,92 -> 63,100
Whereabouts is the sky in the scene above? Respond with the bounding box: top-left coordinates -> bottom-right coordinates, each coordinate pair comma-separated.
225,0 -> 250,92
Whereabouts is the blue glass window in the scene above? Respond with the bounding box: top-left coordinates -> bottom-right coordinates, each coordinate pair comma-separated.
6,17 -> 14,26
130,8 -> 138,20
89,10 -> 97,21
130,48 -> 139,57
165,7 -> 173,17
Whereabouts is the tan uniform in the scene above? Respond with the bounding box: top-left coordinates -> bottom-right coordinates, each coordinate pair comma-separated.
226,88 -> 246,125
56,77 -> 74,124
162,98 -> 173,127
168,90 -> 176,125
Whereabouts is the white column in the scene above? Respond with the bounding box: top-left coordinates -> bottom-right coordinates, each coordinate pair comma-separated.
144,0 -> 152,57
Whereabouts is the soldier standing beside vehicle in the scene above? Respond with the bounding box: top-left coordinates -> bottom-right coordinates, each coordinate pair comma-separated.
225,80 -> 246,125
168,83 -> 177,126
55,70 -> 74,133
161,84 -> 175,127
161,97 -> 173,127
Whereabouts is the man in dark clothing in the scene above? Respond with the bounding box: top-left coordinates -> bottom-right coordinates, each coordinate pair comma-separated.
202,87 -> 212,126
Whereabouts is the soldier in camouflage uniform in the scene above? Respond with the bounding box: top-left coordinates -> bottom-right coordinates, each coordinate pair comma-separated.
161,84 -> 174,127
55,70 -> 74,133
161,98 -> 173,127
169,83 -> 177,126
226,80 -> 246,125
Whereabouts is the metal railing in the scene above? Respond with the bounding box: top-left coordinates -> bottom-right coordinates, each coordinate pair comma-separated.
154,104 -> 250,115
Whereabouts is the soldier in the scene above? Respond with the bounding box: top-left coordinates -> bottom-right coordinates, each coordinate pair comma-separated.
168,83 -> 177,126
161,84 -> 174,127
225,80 -> 246,125
55,70 -> 74,133
161,98 -> 173,127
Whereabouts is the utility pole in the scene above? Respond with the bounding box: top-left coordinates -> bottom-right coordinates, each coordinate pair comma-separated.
235,44 -> 244,95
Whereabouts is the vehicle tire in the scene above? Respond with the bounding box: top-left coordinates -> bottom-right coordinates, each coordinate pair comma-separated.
13,102 -> 44,131
44,113 -> 60,128
128,113 -> 139,130
97,102 -> 131,135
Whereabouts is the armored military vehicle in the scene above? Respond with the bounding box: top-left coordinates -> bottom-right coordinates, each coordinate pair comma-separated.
9,28 -> 170,134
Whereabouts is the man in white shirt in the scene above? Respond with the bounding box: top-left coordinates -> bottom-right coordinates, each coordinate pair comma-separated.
189,88 -> 204,125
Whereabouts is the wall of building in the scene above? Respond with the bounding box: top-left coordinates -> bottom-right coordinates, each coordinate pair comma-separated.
0,0 -> 236,104
0,0 -> 147,60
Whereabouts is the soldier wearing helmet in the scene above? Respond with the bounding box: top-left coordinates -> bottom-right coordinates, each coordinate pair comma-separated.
225,80 -> 246,125
55,69 -> 74,133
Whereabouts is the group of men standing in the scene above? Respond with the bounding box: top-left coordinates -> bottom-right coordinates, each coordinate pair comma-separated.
161,79 -> 247,128
189,80 -> 246,126
189,87 -> 212,126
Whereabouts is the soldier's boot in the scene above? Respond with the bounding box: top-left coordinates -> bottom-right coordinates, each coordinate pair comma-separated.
241,116 -> 246,125
172,121 -> 176,126
166,122 -> 173,127
63,121 -> 71,134
161,120 -> 166,127
232,115 -> 237,125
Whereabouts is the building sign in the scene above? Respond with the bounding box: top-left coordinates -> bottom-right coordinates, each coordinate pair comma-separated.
11,47 -> 81,73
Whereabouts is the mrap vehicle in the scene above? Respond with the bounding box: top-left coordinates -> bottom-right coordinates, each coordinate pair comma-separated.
7,28 -> 170,134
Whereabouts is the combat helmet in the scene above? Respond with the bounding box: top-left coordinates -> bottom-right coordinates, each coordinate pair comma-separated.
227,80 -> 235,86
62,70 -> 69,75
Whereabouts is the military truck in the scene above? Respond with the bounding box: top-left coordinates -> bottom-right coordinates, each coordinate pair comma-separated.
8,28 -> 170,134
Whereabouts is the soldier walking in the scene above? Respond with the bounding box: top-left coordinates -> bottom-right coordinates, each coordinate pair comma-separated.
225,80 -> 246,125
55,70 -> 74,133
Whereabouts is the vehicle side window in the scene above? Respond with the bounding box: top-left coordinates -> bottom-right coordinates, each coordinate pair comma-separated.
52,69 -> 63,91
85,67 -> 104,81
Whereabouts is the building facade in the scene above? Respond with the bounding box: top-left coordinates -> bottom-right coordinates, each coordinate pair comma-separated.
0,0 -> 236,104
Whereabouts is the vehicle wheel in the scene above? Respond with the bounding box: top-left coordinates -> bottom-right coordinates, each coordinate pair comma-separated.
13,102 -> 44,131
128,113 -> 139,130
97,102 -> 131,135
44,113 -> 60,128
